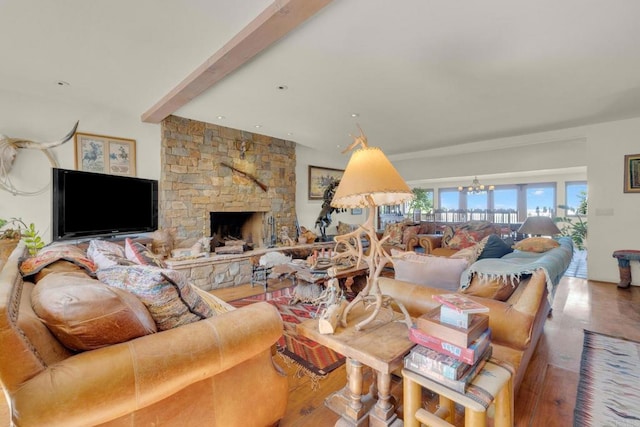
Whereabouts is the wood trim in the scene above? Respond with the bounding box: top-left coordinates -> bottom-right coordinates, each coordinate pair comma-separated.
141,0 -> 334,123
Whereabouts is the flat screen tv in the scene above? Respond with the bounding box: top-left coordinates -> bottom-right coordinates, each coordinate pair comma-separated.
52,168 -> 158,241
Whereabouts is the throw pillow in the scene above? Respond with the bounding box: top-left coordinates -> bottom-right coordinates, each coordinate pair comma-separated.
450,243 -> 483,265
440,225 -> 455,247
31,271 -> 157,351
460,274 -> 523,301
382,222 -> 405,246
477,234 -> 514,260
445,228 -> 481,250
392,253 -> 468,291
97,265 -> 214,330
402,225 -> 420,244
513,237 -> 559,253
19,242 -> 96,280
124,238 -> 166,268
87,239 -> 133,270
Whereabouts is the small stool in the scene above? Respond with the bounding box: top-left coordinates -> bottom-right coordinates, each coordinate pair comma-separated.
612,250 -> 640,288
403,360 -> 513,427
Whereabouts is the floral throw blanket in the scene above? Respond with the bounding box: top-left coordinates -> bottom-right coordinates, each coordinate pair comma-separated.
459,237 -> 574,303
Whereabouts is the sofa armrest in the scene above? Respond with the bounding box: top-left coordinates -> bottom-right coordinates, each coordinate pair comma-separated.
405,234 -> 420,252
12,302 -> 283,427
419,235 -> 442,254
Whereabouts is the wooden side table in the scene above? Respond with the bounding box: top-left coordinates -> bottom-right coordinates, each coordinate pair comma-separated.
297,305 -> 414,427
402,360 -> 513,427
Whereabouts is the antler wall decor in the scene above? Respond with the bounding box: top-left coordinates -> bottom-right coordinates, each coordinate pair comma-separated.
0,121 -> 79,196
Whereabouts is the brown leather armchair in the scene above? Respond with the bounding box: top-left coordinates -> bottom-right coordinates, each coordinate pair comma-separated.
0,242 -> 288,427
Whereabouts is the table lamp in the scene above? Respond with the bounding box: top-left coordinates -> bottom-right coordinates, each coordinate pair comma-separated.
330,126 -> 414,331
517,216 -> 561,237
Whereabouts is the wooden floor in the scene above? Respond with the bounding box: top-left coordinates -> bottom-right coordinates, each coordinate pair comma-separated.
1,276 -> 639,426
212,276 -> 640,426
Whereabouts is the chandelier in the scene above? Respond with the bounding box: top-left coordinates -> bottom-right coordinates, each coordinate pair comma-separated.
458,176 -> 495,194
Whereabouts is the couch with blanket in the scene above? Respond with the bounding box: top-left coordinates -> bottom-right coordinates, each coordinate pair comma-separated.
419,220 -> 503,256
382,236 -> 574,394
0,240 -> 288,427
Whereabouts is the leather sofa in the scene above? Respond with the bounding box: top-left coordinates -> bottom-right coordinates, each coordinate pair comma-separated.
0,242 -> 288,426
381,236 -> 574,394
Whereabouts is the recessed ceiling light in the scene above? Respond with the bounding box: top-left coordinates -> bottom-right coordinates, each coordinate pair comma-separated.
255,124 -> 262,129
56,81 -> 70,87
350,113 -> 359,118
276,85 -> 288,91
216,115 -> 225,120
287,132 -> 293,136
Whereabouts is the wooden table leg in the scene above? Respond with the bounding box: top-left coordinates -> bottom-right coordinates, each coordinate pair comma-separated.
403,373 -> 421,427
326,358 -> 375,426
493,375 -> 513,427
370,371 -> 402,427
439,395 -> 455,424
464,409 -> 486,427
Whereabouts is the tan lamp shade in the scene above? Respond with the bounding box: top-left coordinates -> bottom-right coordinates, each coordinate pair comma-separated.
517,216 -> 561,236
331,146 -> 413,208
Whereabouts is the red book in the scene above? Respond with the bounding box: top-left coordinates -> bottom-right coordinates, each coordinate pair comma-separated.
409,326 -> 491,365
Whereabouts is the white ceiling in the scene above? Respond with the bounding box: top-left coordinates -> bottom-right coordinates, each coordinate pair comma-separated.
2,0 -> 640,156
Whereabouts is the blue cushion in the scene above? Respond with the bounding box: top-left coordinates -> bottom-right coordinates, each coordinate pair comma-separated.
478,234 -> 514,260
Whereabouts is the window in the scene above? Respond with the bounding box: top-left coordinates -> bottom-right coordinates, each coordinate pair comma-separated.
493,187 -> 518,211
525,183 -> 556,217
565,181 -> 587,215
439,189 -> 460,210
466,192 -> 489,210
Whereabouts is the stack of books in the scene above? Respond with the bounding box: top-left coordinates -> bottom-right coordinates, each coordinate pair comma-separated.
404,293 -> 492,393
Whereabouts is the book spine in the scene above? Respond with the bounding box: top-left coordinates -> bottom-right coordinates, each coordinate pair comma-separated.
406,347 -> 467,380
403,346 -> 492,393
409,327 -> 491,365
403,358 -> 467,393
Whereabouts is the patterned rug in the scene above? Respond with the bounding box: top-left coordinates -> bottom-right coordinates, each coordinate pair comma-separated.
574,330 -> 640,426
229,286 -> 345,385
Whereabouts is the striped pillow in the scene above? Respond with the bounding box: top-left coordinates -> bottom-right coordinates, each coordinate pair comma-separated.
97,265 -> 214,330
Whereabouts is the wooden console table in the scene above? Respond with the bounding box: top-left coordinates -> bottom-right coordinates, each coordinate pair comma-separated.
297,305 -> 414,426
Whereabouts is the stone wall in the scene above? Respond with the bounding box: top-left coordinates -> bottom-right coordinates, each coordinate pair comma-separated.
160,115 -> 297,247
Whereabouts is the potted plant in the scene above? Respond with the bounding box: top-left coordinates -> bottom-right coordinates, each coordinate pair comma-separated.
0,218 -> 45,256
554,191 -> 587,250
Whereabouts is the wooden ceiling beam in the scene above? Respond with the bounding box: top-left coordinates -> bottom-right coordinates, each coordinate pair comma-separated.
141,0 -> 334,123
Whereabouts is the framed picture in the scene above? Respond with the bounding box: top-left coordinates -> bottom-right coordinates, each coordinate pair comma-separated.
75,132 -> 137,176
308,165 -> 344,200
351,208 -> 363,215
624,153 -> 640,193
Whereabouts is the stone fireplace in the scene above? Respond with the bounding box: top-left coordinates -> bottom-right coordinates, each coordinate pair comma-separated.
159,115 -> 297,248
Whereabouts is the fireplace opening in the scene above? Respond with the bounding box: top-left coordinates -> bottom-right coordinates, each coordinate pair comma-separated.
210,212 -> 264,250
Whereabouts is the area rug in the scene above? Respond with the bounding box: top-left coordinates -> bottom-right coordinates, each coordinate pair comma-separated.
574,330 -> 640,426
229,286 -> 345,387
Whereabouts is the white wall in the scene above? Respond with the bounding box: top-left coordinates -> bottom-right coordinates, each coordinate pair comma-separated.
295,145 -> 365,237
3,89 -> 639,285
0,89 -> 160,241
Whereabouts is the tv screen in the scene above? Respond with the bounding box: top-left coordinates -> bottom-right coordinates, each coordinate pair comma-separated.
53,168 -> 158,241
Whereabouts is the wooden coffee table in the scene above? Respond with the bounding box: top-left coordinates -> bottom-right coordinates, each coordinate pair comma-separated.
297,304 -> 414,426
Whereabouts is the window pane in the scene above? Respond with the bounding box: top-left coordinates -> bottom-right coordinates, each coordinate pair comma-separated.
566,182 -> 587,214
493,188 -> 517,211
440,190 -> 459,210
467,192 -> 488,210
526,185 -> 555,217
